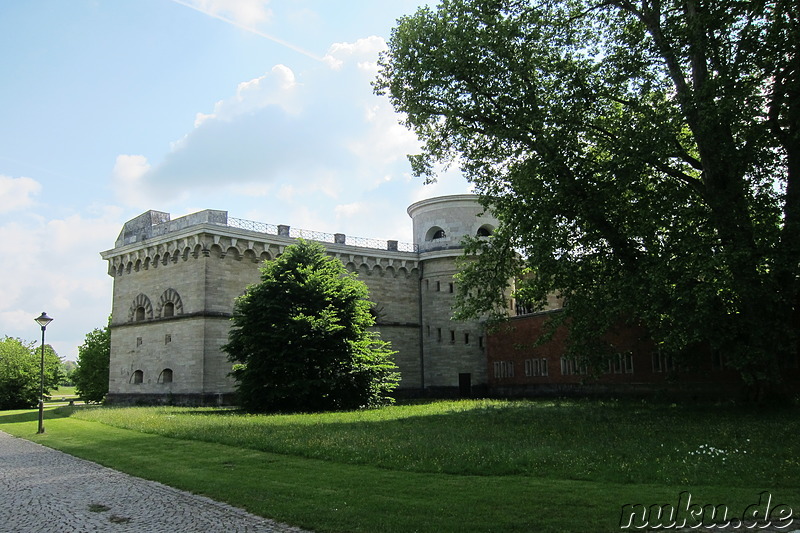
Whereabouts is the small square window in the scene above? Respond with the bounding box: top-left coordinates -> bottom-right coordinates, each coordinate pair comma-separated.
165,334 -> 172,344
136,337 -> 143,347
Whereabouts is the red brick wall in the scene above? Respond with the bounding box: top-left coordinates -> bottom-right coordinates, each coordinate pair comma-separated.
486,311 -> 754,397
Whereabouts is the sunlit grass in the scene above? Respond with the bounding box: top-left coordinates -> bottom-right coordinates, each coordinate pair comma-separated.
71,398 -> 799,488
2,399 -> 797,532
44,385 -> 78,403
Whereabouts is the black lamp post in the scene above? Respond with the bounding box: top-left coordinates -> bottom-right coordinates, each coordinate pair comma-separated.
34,312 -> 53,434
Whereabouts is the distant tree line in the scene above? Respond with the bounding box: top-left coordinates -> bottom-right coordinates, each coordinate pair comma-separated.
0,337 -> 62,410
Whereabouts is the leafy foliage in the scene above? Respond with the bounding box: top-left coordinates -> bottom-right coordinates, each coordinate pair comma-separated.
59,360 -> 77,386
72,323 -> 110,403
376,0 -> 800,398
224,240 -> 399,412
0,336 -> 62,410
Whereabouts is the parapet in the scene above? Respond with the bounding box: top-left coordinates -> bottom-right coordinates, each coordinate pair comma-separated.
115,210 -> 228,247
110,209 -> 416,254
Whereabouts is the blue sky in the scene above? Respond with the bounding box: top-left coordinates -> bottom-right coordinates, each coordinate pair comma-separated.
0,0 -> 469,361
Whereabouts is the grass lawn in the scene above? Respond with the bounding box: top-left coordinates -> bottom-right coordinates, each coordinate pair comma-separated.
44,385 -> 78,403
1,399 -> 797,532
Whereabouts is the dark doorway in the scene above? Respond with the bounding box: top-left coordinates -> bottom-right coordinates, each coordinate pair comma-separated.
458,373 -> 472,398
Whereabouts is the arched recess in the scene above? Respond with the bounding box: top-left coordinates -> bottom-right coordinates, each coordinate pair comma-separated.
157,288 -> 184,318
209,244 -> 224,258
225,246 -> 241,261
425,226 -> 447,241
128,294 -> 154,322
158,368 -> 173,384
130,370 -> 144,384
243,249 -> 258,263
476,224 -> 495,237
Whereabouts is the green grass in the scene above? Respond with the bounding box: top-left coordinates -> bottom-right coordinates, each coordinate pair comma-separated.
44,385 -> 78,403
1,399 -> 798,532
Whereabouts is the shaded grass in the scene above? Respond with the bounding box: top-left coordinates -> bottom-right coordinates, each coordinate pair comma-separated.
1,399 -> 797,533
70,398 -> 800,487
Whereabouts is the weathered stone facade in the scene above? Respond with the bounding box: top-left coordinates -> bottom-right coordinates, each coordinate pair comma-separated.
101,195 -> 498,404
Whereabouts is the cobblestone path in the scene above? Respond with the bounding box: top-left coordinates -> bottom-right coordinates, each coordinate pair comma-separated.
0,430 -> 311,533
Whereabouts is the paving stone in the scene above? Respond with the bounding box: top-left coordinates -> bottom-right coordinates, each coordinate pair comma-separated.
0,430 -> 311,533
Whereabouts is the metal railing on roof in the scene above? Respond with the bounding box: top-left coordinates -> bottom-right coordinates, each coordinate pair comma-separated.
227,217 -> 417,252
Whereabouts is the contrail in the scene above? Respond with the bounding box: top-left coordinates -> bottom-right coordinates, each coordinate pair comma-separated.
169,0 -> 324,62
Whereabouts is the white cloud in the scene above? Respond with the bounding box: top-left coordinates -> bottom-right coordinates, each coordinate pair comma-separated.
334,202 -> 364,218
0,208 -> 121,360
179,0 -> 272,27
172,0 -> 321,61
207,64 -> 301,122
323,36 -> 387,72
0,175 -> 42,213
112,154 -> 152,208
106,35 -> 471,251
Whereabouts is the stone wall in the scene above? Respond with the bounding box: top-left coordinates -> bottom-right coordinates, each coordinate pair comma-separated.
102,195 -> 500,404
419,255 -> 487,395
103,218 -> 427,403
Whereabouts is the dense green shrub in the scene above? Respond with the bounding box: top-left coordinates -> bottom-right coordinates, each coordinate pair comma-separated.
0,336 -> 62,409
224,240 -> 399,412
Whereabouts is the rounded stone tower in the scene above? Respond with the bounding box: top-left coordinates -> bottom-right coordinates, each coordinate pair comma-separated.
407,194 -> 498,396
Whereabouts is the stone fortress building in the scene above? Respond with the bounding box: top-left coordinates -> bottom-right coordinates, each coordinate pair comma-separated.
100,195 -> 499,404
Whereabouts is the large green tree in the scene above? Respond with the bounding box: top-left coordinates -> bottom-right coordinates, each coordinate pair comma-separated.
376,0 -> 799,398
72,323 -> 110,403
0,336 -> 62,410
224,240 -> 399,412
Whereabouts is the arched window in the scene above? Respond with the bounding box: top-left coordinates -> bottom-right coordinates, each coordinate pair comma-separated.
158,368 -> 173,384
477,225 -> 493,237
157,289 -> 184,318
425,226 -> 447,241
130,370 -> 144,384
129,294 -> 153,322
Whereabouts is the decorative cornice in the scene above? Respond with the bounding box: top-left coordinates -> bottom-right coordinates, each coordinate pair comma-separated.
102,223 -> 420,279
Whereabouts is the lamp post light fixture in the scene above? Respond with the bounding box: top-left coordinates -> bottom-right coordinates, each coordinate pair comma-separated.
34,312 -> 53,434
